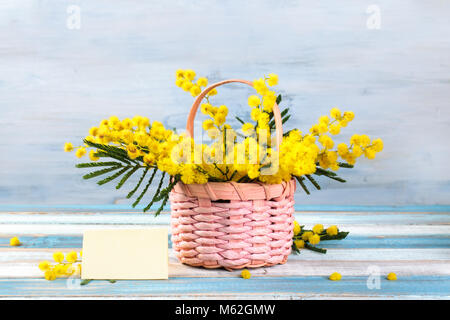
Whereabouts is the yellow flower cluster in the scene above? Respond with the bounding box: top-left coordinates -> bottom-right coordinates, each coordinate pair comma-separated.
175,69 -> 214,97
337,134 -> 384,165
329,272 -> 342,281
9,236 -> 21,246
248,73 -> 278,114
387,272 -> 397,280
39,251 -> 82,281
241,269 -> 251,279
65,70 -> 383,187
293,221 -> 342,251
308,108 -> 380,170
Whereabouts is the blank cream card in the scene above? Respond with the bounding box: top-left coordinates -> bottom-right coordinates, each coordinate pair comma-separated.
82,228 -> 168,280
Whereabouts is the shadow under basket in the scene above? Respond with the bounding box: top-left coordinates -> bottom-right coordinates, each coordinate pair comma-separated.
169,179 -> 296,270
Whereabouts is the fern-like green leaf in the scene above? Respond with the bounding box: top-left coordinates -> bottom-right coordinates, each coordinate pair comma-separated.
305,174 -> 321,190
127,167 -> 149,199
82,166 -> 122,180
282,114 -> 291,124
97,167 -> 130,186
314,167 -> 338,177
320,231 -> 349,241
132,168 -> 158,207
94,151 -> 131,165
304,243 -> 327,254
294,175 -> 310,195
83,140 -> 133,164
325,175 -> 346,183
116,165 -> 140,190
235,116 -> 245,125
276,94 -> 282,105
338,162 -> 354,168
143,172 -> 166,212
283,129 -> 294,137
280,108 -> 289,117
152,175 -> 180,216
76,162 -> 123,168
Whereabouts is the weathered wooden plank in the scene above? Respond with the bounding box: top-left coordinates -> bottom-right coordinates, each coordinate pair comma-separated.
0,276 -> 448,299
0,223 -> 447,236
1,259 -> 449,279
0,212 -> 449,225
1,205 -> 450,213
1,248 -> 449,263
0,248 -> 450,261
0,234 -> 449,249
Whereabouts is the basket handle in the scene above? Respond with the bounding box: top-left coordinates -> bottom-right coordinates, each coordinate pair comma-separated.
186,79 -> 283,147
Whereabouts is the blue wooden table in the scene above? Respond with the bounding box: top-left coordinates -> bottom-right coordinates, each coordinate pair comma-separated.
1,209 -> 449,299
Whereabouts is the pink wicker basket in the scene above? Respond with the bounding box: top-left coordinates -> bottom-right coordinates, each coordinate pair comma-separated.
170,79 -> 296,270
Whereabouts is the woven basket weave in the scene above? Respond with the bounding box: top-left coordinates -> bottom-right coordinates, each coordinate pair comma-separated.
170,79 -> 295,270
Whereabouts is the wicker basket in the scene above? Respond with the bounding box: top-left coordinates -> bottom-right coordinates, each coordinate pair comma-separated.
170,79 -> 295,270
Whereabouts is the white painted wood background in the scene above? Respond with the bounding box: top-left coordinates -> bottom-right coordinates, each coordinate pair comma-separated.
0,0 -> 449,207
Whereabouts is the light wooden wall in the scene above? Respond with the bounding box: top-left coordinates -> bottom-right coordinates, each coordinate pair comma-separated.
0,0 -> 449,207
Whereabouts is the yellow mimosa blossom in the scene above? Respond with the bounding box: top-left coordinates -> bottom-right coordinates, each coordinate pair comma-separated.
312,224 -> 324,234
185,69 -> 196,80
319,116 -> 330,125
66,251 -> 78,263
64,142 -> 74,152
329,123 -> 341,135
38,261 -> 51,271
126,144 -> 139,159
45,270 -> 56,281
190,85 -> 201,97
387,272 -> 397,281
53,252 -> 64,263
343,111 -> 354,121
330,108 -> 341,119
372,138 -> 384,152
207,88 -> 217,96
293,220 -> 301,236
89,127 -> 99,136
175,69 -> 184,79
197,77 -> 208,87
202,119 -> 215,131
89,150 -> 99,161
308,234 -> 321,245
181,80 -> 193,92
250,108 -> 261,121
253,78 -> 267,95
248,95 -> 261,107
359,134 -> 370,147
9,237 -> 21,246
350,134 -> 361,146
352,145 -> 363,157
267,73 -> 278,86
53,264 -> 65,276
241,269 -> 251,279
294,239 -> 305,249
262,91 -> 276,112
301,231 -> 313,241
242,123 -> 255,135
64,264 -> 75,275
329,272 -> 342,281
326,225 -> 339,236
337,143 -> 348,157
218,105 -> 228,116
75,147 -> 87,158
